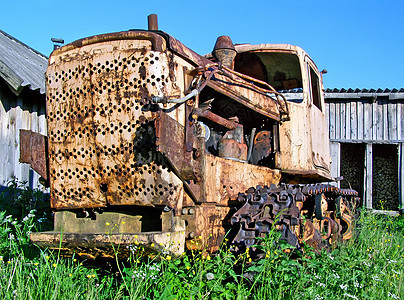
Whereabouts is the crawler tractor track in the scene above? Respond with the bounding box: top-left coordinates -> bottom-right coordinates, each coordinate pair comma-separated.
230,184 -> 359,254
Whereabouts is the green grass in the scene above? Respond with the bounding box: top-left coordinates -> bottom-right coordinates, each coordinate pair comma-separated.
0,182 -> 403,299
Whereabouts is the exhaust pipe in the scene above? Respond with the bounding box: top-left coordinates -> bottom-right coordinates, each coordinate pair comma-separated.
212,36 -> 237,69
148,14 -> 158,31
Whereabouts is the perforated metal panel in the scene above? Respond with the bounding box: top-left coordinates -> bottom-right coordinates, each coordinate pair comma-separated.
46,39 -> 183,209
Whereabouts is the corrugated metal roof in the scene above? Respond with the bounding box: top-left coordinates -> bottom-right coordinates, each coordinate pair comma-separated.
0,29 -> 47,94
324,88 -> 404,101
325,88 -> 404,93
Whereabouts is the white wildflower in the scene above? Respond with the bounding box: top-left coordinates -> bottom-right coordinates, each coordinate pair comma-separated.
388,292 -> 399,299
205,273 -> 214,280
314,296 -> 323,300
386,259 -> 397,264
128,245 -> 138,252
343,293 -> 359,300
333,272 -> 340,279
131,270 -> 146,279
316,282 -> 326,287
22,216 -> 29,222
363,261 -> 371,267
327,254 -> 334,260
148,264 -> 160,272
371,275 -> 382,282
354,281 -> 363,288
392,270 -> 400,275
339,284 -> 348,290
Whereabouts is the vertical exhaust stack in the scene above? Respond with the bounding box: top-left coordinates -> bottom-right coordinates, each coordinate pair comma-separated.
212,36 -> 237,69
148,14 -> 158,30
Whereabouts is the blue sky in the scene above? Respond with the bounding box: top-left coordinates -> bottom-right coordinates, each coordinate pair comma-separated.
1,0 -> 403,89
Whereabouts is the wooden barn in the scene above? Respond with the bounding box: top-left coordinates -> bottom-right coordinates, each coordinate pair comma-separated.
0,30 -> 47,189
325,88 -> 404,214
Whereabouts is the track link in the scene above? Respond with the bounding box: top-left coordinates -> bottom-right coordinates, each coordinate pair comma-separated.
230,183 -> 359,254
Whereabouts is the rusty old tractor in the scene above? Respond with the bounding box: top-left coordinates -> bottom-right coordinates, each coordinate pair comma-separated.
20,15 -> 358,259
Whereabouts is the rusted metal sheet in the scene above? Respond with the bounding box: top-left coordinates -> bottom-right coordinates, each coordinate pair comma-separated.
51,31 -> 166,56
218,139 -> 248,161
19,129 -> 48,180
184,204 -> 230,251
279,100 -> 332,182
166,34 -> 212,68
46,38 -> 184,210
207,77 -> 281,121
203,154 -> 281,205
154,111 -> 185,174
279,102 -> 311,175
154,110 -> 204,191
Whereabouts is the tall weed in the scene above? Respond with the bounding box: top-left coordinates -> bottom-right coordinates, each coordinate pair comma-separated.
0,182 -> 402,299
0,179 -> 52,231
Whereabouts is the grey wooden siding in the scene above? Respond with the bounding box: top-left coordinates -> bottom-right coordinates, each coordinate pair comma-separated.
0,29 -> 48,190
325,92 -> 404,213
0,94 -> 47,189
326,98 -> 404,143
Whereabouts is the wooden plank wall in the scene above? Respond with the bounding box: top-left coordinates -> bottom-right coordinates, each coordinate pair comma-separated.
329,142 -> 340,188
0,92 -> 47,190
326,98 -> 404,143
364,144 -> 373,209
399,144 -> 404,211
325,95 -> 404,212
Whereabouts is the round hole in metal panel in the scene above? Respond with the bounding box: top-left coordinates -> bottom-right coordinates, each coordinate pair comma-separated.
100,183 -> 108,193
